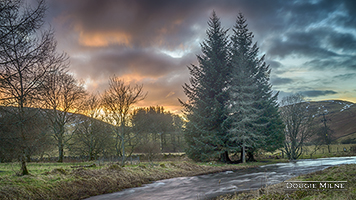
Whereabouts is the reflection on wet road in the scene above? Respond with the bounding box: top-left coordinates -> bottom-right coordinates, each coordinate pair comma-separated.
86,156 -> 356,200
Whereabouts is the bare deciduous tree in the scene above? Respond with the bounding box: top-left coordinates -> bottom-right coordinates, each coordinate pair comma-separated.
0,0 -> 65,174
102,76 -> 146,166
280,94 -> 314,160
318,112 -> 334,153
70,94 -> 114,160
40,69 -> 86,162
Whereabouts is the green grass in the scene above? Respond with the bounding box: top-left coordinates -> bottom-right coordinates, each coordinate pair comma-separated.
0,160 -> 270,200
299,144 -> 356,159
0,161 -> 100,176
265,144 -> 356,160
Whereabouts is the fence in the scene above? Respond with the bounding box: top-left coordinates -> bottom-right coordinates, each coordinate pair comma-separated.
96,156 -> 140,165
27,155 -> 141,165
302,144 -> 356,156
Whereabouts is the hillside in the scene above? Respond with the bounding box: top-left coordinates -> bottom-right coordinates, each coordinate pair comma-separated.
0,106 -> 114,162
2,100 -> 355,148
301,100 -> 356,143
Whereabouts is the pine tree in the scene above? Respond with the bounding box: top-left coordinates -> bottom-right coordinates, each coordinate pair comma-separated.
257,94 -> 285,154
227,14 -> 260,163
228,13 -> 284,162
180,12 -> 231,162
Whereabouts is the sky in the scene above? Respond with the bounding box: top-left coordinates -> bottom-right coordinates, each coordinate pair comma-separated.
34,0 -> 356,114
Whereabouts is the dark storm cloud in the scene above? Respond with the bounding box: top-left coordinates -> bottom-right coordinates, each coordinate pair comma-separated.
77,47 -> 184,78
304,55 -> 356,70
277,0 -> 340,27
45,0 -> 356,51
267,28 -> 342,59
69,43 -> 199,83
49,0 -> 209,49
328,32 -> 356,52
333,73 -> 356,80
39,0 -> 356,110
270,75 -> 293,86
330,0 -> 356,29
301,90 -> 338,98
267,38 -> 337,59
257,0 -> 356,71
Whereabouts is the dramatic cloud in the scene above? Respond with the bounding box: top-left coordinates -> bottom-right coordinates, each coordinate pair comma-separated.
301,90 -> 338,98
36,0 -> 356,112
333,73 -> 356,80
270,75 -> 293,86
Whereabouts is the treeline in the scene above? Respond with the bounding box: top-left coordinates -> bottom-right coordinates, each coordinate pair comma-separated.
0,0 -> 184,175
0,103 -> 184,163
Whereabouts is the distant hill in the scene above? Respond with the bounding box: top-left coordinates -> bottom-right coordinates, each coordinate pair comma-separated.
0,106 -> 113,130
297,100 -> 356,143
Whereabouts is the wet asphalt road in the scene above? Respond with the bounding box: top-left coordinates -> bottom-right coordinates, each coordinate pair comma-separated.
86,156 -> 356,200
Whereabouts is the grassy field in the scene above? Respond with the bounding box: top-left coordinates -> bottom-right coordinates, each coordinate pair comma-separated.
217,164 -> 356,200
0,159 -> 277,200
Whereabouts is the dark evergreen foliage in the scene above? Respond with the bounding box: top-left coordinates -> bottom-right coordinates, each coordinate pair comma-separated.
236,13 -> 285,156
227,13 -> 264,163
180,12 -> 231,162
181,12 -> 284,163
228,13 -> 284,162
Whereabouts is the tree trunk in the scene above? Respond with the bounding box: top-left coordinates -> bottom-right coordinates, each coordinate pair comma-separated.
247,150 -> 256,162
220,151 -> 231,163
115,134 -> 120,157
21,151 -> 29,175
89,151 -> 94,161
242,144 -> 246,163
25,149 -> 31,162
291,139 -> 296,160
121,139 -> 125,166
58,138 -> 64,162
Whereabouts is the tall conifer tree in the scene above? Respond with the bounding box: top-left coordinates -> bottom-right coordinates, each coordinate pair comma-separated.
228,13 -> 284,162
180,12 -> 230,162
227,13 -> 262,163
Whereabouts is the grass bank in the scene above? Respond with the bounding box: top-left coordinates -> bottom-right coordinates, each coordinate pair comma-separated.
266,144 -> 356,160
0,160 -> 273,200
298,144 -> 356,159
217,163 -> 356,200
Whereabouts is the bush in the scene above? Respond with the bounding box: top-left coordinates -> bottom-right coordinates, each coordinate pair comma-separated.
138,164 -> 147,169
107,164 -> 122,171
